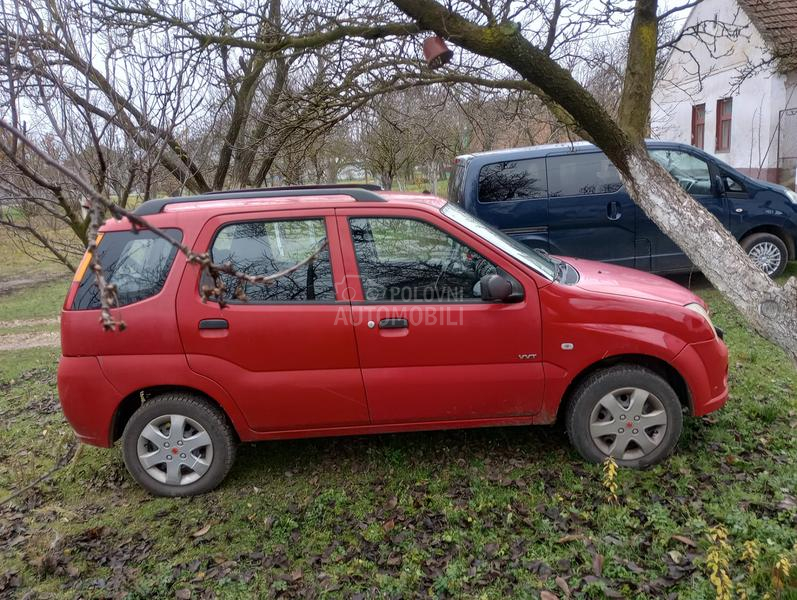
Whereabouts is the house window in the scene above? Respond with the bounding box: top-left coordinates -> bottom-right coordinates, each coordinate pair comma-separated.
691,104 -> 705,149
716,98 -> 732,152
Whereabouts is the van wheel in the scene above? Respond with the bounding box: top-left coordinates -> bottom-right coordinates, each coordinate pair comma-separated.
565,366 -> 683,468
121,393 -> 237,497
742,232 -> 788,277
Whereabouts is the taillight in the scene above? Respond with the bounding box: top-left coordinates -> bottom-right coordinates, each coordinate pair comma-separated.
64,233 -> 103,309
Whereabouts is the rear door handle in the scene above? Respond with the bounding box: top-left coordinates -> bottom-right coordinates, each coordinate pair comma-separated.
199,318 -> 228,330
607,201 -> 621,220
379,318 -> 408,329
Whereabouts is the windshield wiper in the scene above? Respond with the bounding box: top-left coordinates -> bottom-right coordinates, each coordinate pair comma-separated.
533,248 -> 567,281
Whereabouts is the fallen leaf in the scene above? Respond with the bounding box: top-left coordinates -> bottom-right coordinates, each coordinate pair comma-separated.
383,519 -> 395,533
557,534 -> 588,544
175,589 -> 191,600
777,496 -> 796,511
671,535 -> 697,547
592,553 -> 604,577
540,592 -> 559,600
668,550 -> 683,565
191,524 -> 211,538
555,575 -> 570,597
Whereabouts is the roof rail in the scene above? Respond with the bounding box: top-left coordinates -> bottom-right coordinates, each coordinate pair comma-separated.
133,185 -> 386,216
204,183 -> 382,195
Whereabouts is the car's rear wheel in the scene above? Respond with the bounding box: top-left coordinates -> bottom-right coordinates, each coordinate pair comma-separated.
741,232 -> 788,277
122,393 -> 236,496
565,365 -> 683,468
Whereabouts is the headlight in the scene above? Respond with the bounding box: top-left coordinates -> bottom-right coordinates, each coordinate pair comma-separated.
684,302 -> 717,338
786,189 -> 797,205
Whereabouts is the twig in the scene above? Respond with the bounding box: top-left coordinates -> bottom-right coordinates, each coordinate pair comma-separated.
0,441 -> 78,507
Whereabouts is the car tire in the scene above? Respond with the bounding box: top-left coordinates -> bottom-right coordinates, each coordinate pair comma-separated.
565,365 -> 683,468
741,232 -> 788,277
121,393 -> 237,497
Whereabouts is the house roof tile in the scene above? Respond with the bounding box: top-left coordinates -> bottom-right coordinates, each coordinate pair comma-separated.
737,0 -> 797,71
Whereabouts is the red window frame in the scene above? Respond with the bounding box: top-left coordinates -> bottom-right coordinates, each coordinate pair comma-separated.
691,104 -> 705,149
716,98 -> 732,152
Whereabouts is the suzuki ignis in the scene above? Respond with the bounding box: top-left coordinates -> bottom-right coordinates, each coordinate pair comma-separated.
58,186 -> 728,496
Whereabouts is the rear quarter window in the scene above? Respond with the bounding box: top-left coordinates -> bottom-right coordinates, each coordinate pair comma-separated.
478,158 -> 547,203
72,229 -> 182,310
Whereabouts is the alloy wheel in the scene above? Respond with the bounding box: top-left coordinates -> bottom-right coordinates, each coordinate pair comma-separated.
136,414 -> 214,486
589,387 -> 668,460
748,241 -> 782,275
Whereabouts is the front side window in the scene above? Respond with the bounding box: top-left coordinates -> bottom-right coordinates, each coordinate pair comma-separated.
547,153 -> 623,197
478,158 -> 547,203
209,219 -> 334,303
73,229 -> 182,310
722,173 -> 745,193
349,217 -> 498,302
650,149 -> 713,195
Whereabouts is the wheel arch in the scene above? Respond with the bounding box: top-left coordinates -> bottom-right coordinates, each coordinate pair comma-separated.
739,224 -> 795,260
111,385 -> 241,444
555,354 -> 692,423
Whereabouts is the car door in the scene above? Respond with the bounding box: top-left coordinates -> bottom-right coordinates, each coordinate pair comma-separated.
642,148 -> 729,272
545,152 -> 637,268
335,207 -> 544,425
176,209 -> 370,432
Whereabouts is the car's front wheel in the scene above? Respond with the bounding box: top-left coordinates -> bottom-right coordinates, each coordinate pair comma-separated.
565,365 -> 683,468
122,393 -> 237,496
742,232 -> 788,277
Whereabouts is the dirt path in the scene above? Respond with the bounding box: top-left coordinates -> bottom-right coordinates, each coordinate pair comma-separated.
0,317 -> 60,351
0,330 -> 59,351
0,272 -> 66,296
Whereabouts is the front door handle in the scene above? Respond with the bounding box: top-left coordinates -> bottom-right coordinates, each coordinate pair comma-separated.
607,201 -> 622,220
379,318 -> 408,329
199,318 -> 228,330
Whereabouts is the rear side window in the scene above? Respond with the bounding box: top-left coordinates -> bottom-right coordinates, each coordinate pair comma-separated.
73,229 -> 182,310
209,219 -> 334,303
547,153 -> 623,197
478,158 -> 547,203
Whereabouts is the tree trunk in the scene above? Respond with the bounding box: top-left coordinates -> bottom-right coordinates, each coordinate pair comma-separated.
620,145 -> 797,359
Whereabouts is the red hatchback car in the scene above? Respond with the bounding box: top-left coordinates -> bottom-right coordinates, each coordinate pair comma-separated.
58,186 -> 728,496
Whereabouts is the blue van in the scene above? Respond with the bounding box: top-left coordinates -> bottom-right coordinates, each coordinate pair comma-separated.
448,141 -> 797,276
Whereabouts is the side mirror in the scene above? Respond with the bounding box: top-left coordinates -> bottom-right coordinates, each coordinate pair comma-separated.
480,274 -> 521,302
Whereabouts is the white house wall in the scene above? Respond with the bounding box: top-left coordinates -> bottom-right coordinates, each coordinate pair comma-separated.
651,0 -> 797,184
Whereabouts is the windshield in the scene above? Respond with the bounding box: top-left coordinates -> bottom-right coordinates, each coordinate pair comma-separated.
441,203 -> 557,280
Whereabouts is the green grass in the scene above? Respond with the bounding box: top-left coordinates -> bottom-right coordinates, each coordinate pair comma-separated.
0,279 -> 70,322
0,227 -> 72,282
1,277 -> 797,598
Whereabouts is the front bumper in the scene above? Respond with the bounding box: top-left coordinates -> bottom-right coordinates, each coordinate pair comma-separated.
672,337 -> 729,416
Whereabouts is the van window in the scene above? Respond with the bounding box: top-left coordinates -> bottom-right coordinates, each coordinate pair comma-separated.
209,219 -> 334,303
547,153 -> 623,197
650,149 -> 712,195
448,161 -> 467,203
72,229 -> 182,310
478,158 -> 547,203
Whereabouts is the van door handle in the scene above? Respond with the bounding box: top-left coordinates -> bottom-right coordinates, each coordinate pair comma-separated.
607,201 -> 621,220
199,318 -> 228,330
379,318 -> 408,329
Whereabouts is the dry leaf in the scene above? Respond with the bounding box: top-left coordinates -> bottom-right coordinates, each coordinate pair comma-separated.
191,524 -> 211,538
540,592 -> 559,600
592,553 -> 604,577
555,575 -> 570,597
671,534 -> 697,547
